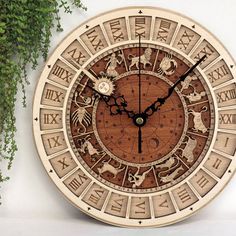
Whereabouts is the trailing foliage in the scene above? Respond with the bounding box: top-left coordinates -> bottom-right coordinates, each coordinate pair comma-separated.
0,0 -> 86,185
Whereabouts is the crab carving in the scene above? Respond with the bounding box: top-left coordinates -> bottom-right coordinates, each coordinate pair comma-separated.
157,54 -> 177,76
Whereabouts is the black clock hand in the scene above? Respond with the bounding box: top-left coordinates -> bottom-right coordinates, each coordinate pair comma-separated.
138,34 -> 142,153
138,34 -> 142,114
138,127 -> 142,153
143,55 -> 206,117
87,85 -> 135,118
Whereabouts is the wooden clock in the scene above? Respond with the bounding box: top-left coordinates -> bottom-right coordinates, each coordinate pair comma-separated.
33,7 -> 236,227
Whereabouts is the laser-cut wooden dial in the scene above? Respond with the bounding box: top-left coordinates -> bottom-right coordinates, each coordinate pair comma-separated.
33,7 -> 236,227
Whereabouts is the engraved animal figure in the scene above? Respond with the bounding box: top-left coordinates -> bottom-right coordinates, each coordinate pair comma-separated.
71,89 -> 96,134
128,167 -> 152,188
155,157 -> 176,169
180,75 -> 198,92
160,166 -> 185,183
157,53 -> 177,76
157,157 -> 180,183
189,106 -> 208,133
105,52 -> 124,77
184,88 -> 206,103
98,158 -> 125,178
128,48 -> 152,70
178,136 -> 197,162
78,136 -> 104,159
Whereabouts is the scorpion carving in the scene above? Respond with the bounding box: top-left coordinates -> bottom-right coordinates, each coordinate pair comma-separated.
71,83 -> 96,134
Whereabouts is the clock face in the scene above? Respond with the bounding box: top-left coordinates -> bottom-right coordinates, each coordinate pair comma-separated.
33,7 -> 236,227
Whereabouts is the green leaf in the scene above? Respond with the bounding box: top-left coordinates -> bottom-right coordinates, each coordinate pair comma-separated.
0,0 -> 86,203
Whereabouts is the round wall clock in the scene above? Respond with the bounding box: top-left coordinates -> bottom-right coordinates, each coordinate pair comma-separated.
33,6 -> 236,227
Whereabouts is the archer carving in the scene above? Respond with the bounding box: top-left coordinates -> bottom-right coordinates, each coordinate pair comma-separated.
180,75 -> 198,92
184,87 -> 206,103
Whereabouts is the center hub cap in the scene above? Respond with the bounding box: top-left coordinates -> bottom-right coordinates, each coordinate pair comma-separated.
136,117 -> 144,125
133,114 -> 147,127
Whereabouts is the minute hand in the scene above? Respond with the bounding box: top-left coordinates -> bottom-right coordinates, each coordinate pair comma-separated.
143,55 -> 207,117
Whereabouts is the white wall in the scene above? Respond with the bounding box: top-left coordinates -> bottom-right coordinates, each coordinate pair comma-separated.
0,0 -> 235,235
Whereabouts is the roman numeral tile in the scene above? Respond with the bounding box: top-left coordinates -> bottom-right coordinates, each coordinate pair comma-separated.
219,110 -> 236,130
153,18 -> 177,44
129,197 -> 151,219
172,183 -> 198,210
104,18 -> 128,44
80,26 -> 108,54
152,193 -> 176,217
41,83 -> 66,107
40,109 -> 63,130
129,16 -> 152,40
105,193 -> 128,218
49,60 -> 75,87
190,169 -> 217,197
41,132 -> 67,155
61,40 -> 90,68
82,183 -> 109,210
215,83 -> 236,107
173,26 -> 201,54
204,152 -> 231,178
49,151 -> 77,178
64,169 -> 91,196
190,40 -> 220,69
214,132 -> 236,156
206,60 -> 233,87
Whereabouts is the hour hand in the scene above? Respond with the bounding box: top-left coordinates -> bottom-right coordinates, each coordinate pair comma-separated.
87,85 -> 135,118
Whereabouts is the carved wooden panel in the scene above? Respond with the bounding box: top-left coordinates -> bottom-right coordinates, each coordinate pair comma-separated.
33,7 -> 236,227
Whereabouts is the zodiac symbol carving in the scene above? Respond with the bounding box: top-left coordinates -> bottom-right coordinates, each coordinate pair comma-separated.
104,52 -> 124,77
128,167 -> 152,188
160,166 -> 185,183
98,158 -> 125,178
77,135 -> 105,160
71,83 -> 96,133
157,53 -> 177,76
128,47 -> 152,70
184,87 -> 206,103
189,106 -> 208,133
178,136 -> 197,162
156,157 -> 183,183
155,157 -> 176,169
180,75 -> 198,92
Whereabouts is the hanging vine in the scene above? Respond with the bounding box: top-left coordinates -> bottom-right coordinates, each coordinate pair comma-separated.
0,0 -> 86,185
